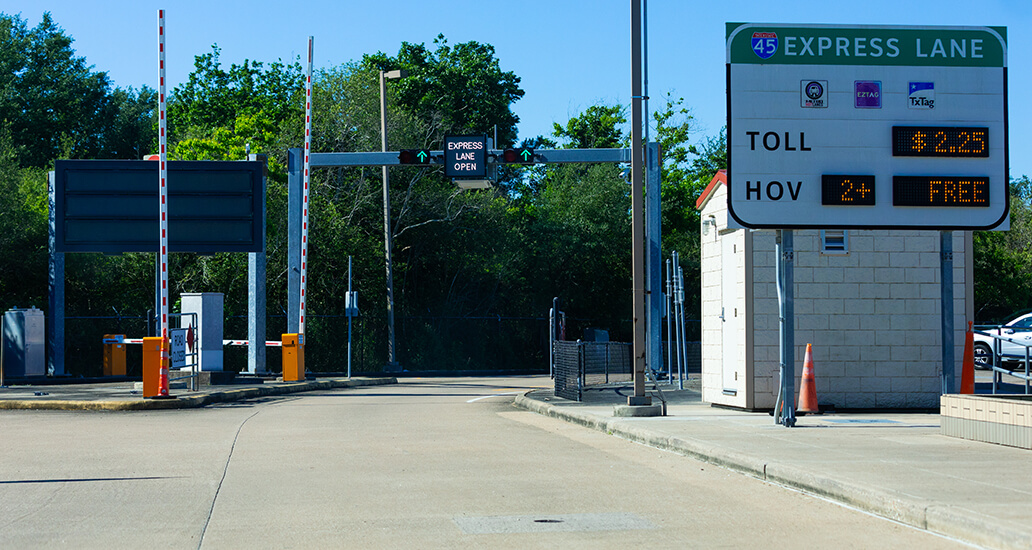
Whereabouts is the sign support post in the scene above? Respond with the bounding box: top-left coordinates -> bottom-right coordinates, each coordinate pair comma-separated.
775,230 -> 796,426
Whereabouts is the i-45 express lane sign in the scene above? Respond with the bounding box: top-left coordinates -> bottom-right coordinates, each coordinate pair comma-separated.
726,23 -> 1008,230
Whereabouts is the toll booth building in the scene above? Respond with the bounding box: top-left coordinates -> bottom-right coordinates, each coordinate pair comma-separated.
696,170 -> 971,410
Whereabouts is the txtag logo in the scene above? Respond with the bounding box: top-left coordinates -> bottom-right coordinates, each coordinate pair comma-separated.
752,32 -> 778,59
908,82 -> 935,109
854,81 -> 881,108
801,80 -> 827,108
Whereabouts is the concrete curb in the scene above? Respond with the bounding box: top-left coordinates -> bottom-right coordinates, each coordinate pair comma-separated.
514,392 -> 1032,550
0,377 -> 397,411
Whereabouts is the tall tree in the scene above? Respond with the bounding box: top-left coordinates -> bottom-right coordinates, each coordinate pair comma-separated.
0,123 -> 48,310
553,104 -> 627,149
973,176 -> 1032,323
100,86 -> 157,159
0,12 -> 112,167
168,45 -> 304,141
362,35 -> 524,147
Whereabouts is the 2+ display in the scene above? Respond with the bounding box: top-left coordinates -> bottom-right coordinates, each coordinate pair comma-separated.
892,126 -> 988,158
821,175 -> 876,206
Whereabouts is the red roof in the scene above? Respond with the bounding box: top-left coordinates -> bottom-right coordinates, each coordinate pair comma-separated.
695,169 -> 726,210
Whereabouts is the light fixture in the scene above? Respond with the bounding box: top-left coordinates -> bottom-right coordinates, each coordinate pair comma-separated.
702,215 -> 717,235
455,179 -> 493,190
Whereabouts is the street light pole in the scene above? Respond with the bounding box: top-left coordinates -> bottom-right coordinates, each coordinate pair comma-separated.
380,69 -> 406,372
629,0 -> 649,406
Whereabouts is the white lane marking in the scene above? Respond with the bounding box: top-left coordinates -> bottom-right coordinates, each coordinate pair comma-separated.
466,391 -> 525,403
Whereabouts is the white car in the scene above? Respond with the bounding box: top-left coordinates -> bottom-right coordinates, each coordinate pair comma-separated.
973,312 -> 1032,370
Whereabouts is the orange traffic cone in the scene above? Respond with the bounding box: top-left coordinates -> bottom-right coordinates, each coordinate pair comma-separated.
798,343 -> 820,413
960,321 -> 975,394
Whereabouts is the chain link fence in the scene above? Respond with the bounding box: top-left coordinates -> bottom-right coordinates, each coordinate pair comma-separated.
553,341 -> 633,401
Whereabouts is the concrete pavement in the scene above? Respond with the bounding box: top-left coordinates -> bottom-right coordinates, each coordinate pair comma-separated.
2,372 -> 1029,548
0,376 -> 974,548
516,381 -> 1032,550
0,377 -> 396,410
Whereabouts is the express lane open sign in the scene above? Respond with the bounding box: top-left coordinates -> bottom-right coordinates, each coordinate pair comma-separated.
444,135 -> 487,178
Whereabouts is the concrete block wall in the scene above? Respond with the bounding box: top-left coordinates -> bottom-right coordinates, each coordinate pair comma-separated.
751,230 -> 969,409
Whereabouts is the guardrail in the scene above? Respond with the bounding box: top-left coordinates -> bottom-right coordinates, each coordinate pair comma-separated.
972,328 -> 1032,394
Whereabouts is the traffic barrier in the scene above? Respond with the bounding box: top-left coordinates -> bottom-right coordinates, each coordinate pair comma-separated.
961,321 -> 975,394
282,333 -> 305,382
797,343 -> 820,413
142,337 -> 162,398
102,334 -> 126,376
111,338 -> 281,346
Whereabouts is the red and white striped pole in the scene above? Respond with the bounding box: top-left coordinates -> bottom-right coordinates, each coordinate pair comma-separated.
299,37 -> 313,336
156,9 -> 170,396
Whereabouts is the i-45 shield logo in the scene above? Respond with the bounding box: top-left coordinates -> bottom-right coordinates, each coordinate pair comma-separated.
752,32 -> 778,59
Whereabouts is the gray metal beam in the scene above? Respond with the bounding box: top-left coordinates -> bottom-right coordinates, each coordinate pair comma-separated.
47,171 -> 64,376
309,148 -> 631,168
287,148 -> 302,335
248,154 -> 268,374
646,142 -> 662,381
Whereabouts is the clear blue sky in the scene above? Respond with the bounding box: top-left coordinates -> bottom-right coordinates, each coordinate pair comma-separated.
8,1 -> 1032,176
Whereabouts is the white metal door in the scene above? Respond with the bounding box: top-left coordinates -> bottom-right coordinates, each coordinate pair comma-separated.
721,235 -> 738,394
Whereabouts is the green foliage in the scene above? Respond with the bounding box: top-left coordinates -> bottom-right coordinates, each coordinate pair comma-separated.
553,105 -> 627,149
362,35 -> 524,146
173,111 -> 280,161
973,176 -> 1032,323
0,124 -> 48,310
0,12 -> 113,167
168,45 -> 304,138
102,86 -> 157,159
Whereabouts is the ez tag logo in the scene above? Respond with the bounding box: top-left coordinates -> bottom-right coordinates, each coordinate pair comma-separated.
752,32 -> 778,59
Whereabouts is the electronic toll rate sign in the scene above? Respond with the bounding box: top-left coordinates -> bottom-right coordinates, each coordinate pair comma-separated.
726,23 -> 1008,230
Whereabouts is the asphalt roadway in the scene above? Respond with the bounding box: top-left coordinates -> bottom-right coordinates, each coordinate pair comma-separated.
0,374 -> 1028,549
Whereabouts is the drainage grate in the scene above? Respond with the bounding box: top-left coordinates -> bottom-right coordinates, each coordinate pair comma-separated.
454,513 -> 654,534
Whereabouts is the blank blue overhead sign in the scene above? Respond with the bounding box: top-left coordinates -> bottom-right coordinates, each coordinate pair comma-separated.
444,135 -> 487,178
53,160 -> 265,254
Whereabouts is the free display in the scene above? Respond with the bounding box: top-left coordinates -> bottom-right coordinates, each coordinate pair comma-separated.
893,176 -> 990,207
892,126 -> 989,158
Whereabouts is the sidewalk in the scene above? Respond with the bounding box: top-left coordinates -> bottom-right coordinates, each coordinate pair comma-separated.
516,383 -> 1032,550
0,377 -> 396,411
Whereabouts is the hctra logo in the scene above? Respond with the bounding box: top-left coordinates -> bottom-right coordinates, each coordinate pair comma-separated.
752,32 -> 778,59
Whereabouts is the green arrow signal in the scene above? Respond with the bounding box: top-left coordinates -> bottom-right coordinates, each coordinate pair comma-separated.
519,149 -> 532,161
417,150 -> 428,162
